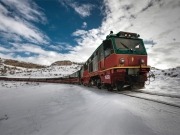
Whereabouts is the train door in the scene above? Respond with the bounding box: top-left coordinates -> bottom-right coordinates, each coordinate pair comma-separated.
93,51 -> 98,72
88,57 -> 93,72
98,45 -> 105,70
103,39 -> 114,68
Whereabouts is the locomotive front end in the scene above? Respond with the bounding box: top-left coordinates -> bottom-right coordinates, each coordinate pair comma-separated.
103,31 -> 150,90
80,31 -> 150,91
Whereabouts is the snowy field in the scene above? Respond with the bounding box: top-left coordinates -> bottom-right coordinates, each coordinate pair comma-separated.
0,81 -> 180,135
0,64 -> 81,78
143,77 -> 180,95
143,67 -> 180,95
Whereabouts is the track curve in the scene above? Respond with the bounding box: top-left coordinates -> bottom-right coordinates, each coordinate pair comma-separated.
114,90 -> 180,108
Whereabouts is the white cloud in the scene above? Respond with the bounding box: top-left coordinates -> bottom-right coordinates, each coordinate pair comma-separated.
70,3 -> 94,17
82,22 -> 87,28
0,31 -> 22,42
0,46 -> 10,52
1,0 -> 46,23
59,0 -> 94,17
72,29 -> 88,36
0,0 -> 49,44
0,42 -> 81,65
49,42 -> 74,52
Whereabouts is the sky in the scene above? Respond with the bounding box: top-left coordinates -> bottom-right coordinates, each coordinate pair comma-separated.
0,0 -> 180,69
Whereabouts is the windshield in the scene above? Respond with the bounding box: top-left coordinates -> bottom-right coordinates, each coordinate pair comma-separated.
114,38 -> 146,54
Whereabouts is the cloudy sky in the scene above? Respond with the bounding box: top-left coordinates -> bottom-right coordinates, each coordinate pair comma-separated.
0,0 -> 180,69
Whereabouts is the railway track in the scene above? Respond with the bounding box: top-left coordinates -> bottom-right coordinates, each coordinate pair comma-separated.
133,90 -> 180,99
113,90 -> 180,108
83,84 -> 180,108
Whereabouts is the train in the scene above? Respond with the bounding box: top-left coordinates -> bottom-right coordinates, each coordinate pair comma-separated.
0,31 -> 151,91
66,31 -> 150,91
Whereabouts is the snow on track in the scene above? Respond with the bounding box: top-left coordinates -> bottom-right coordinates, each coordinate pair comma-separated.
117,90 -> 180,108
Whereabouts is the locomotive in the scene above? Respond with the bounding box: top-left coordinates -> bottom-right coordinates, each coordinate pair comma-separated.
63,31 -> 150,91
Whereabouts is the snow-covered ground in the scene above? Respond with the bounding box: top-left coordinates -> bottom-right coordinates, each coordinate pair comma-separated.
0,64 -> 81,78
141,67 -> 180,96
144,77 -> 180,95
0,66 -> 180,134
124,67 -> 180,107
0,82 -> 180,135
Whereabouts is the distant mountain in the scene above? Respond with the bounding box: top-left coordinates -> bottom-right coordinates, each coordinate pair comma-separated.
0,58 -> 82,78
0,58 -> 45,69
151,66 -> 180,79
51,60 -> 83,66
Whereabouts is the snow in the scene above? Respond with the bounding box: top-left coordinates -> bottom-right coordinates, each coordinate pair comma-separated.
119,90 -> 180,108
123,67 -> 180,107
144,77 -> 180,95
0,82 -> 180,135
138,67 -> 180,96
0,63 -> 81,78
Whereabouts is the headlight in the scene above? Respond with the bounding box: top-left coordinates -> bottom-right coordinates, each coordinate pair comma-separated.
140,59 -> 145,64
120,58 -> 125,64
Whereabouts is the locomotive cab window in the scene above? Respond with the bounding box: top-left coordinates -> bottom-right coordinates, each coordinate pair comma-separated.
115,38 -> 147,55
103,40 -> 114,57
84,63 -> 88,70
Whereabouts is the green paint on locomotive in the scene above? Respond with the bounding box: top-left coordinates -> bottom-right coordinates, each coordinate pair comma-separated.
106,31 -> 147,55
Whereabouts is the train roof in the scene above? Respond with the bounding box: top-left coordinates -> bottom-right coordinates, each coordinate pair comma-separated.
106,31 -> 140,39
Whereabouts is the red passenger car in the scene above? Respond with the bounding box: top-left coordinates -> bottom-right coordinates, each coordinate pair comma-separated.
81,31 -> 150,90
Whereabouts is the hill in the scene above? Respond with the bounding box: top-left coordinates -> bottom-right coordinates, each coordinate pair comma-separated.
51,60 -> 83,66
0,58 -> 82,78
0,58 -> 46,69
151,66 -> 180,78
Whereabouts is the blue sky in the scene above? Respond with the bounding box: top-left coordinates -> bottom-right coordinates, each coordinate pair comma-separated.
0,0 -> 180,69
